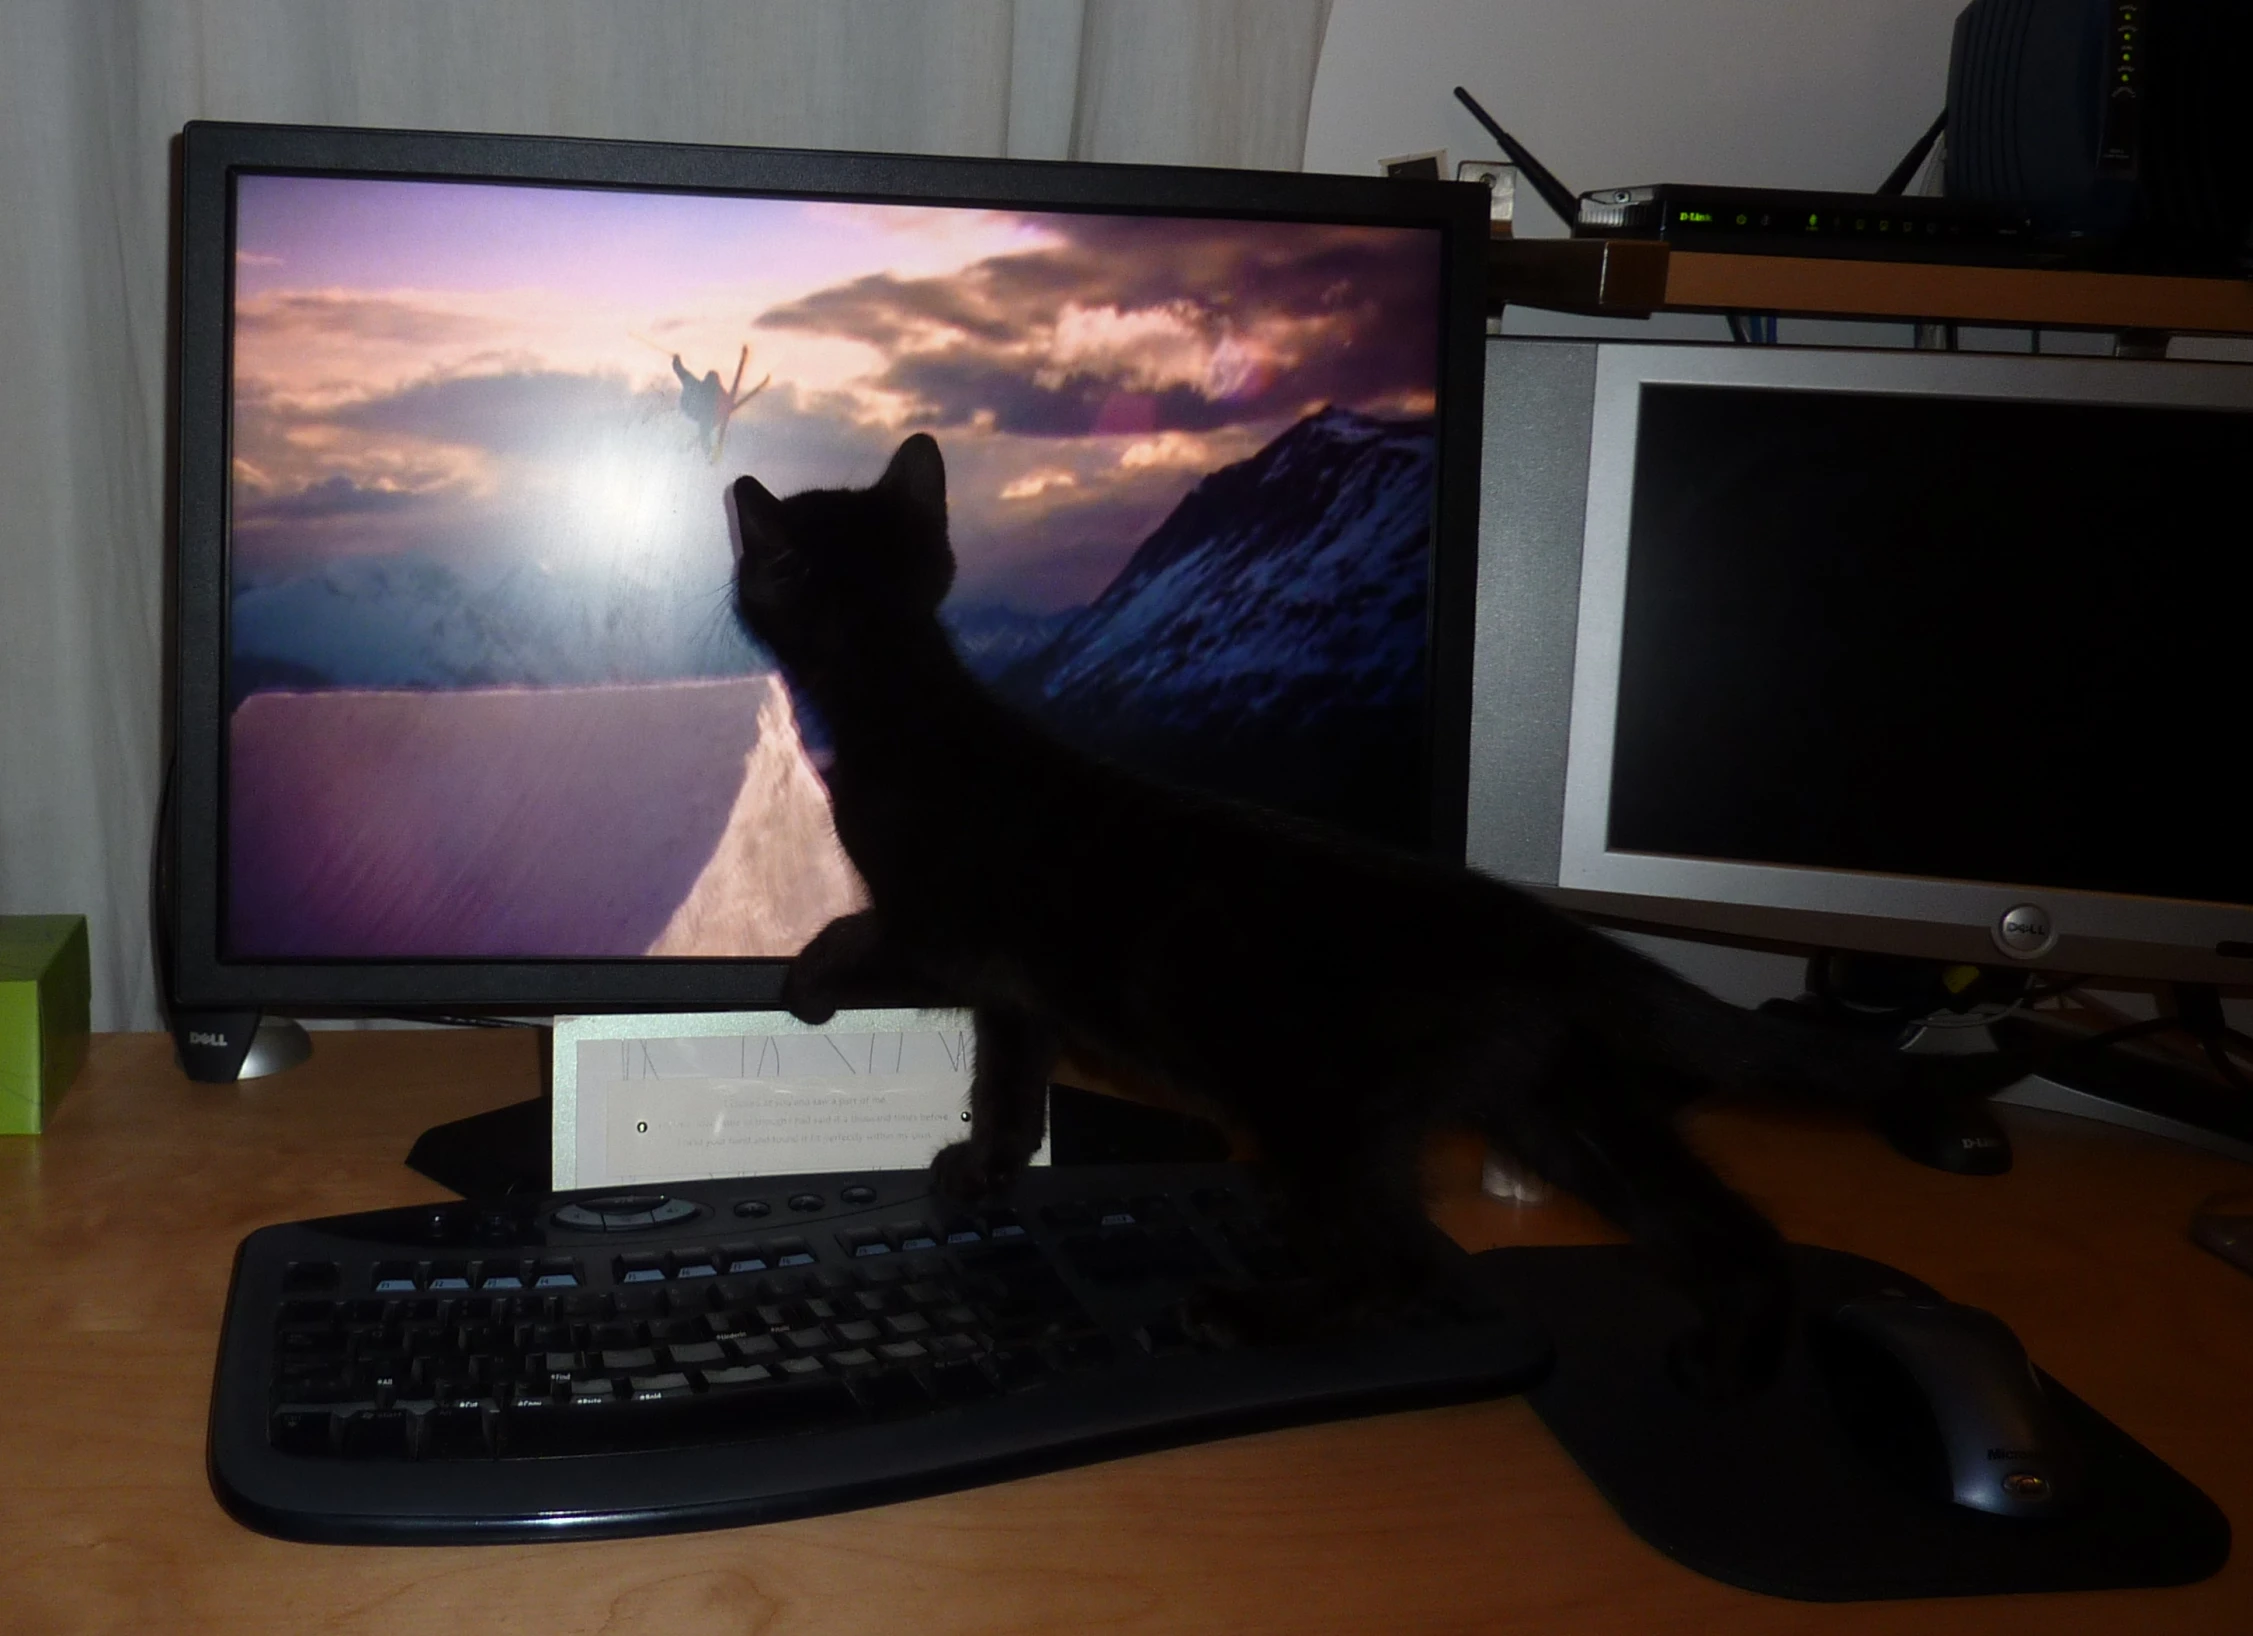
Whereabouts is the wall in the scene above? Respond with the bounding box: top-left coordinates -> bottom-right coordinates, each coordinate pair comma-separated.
1307,0 -> 2251,361
1308,0 -> 1959,224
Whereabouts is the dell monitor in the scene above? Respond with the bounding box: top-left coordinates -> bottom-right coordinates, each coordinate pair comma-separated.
1471,337 -> 2253,990
165,122 -> 1488,1031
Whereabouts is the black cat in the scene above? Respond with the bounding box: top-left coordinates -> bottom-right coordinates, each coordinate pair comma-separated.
728,433 -> 1998,1398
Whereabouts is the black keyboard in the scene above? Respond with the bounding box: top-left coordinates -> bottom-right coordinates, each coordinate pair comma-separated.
209,1162 -> 1551,1543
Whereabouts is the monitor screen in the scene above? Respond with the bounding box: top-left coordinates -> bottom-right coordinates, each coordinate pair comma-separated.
170,125 -> 1485,1009
1470,338 -> 2253,986
1609,383 -> 2253,908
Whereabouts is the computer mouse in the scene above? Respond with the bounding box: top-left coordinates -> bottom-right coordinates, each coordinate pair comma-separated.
1813,1291 -> 2084,1518
1876,1093 -> 2014,1175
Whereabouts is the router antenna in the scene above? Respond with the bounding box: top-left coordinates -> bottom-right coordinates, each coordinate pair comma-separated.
1452,86 -> 1582,227
1877,109 -> 1948,198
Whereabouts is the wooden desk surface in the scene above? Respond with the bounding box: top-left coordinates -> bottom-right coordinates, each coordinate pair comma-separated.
5,1031 -> 2251,1636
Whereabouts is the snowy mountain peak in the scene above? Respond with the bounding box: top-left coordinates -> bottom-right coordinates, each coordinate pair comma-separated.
998,404 -> 1436,739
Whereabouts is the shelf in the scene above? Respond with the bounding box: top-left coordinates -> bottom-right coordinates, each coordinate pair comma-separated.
1487,237 -> 2253,337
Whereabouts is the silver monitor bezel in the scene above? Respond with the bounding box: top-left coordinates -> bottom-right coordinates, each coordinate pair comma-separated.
1551,342 -> 2253,980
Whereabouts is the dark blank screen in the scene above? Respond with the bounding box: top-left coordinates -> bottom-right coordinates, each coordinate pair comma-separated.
1609,382 -> 2252,907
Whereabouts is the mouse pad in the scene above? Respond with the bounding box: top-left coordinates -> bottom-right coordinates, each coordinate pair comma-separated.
1470,1243 -> 2230,1601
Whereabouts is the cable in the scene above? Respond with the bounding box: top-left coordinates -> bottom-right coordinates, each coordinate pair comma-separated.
1877,110 -> 1948,198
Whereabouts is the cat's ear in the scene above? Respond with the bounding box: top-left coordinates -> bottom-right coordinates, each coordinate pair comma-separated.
727,475 -> 786,561
879,433 -> 946,524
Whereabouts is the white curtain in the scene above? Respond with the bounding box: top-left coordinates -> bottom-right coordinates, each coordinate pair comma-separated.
0,0 -> 1333,1032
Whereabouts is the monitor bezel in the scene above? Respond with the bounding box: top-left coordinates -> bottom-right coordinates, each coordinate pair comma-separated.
169,120 -> 1488,1013
1549,341 -> 2253,984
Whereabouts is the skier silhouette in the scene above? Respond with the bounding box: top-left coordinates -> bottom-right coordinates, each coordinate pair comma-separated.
670,345 -> 771,464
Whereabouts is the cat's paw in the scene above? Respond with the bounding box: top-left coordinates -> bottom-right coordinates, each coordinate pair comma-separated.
930,1139 -> 1018,1203
1179,1279 -> 1329,1348
778,970 -> 840,1027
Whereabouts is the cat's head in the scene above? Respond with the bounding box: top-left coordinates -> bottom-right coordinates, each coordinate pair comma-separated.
728,433 -> 957,674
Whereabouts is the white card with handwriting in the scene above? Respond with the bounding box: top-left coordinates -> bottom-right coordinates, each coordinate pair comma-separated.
551,1009 -> 1047,1189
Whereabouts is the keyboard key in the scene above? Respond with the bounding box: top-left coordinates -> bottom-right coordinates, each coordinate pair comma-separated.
270,1406 -> 338,1455
666,1341 -> 724,1366
600,1347 -> 656,1371
425,1402 -> 492,1458
339,1407 -> 412,1458
628,1372 -> 692,1399
851,1367 -> 933,1417
927,1358 -> 997,1404
700,1364 -> 772,1388
282,1262 -> 341,1294
987,1348 -> 1048,1391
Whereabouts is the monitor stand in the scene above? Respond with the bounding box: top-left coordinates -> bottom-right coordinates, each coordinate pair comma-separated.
170,1009 -> 312,1082
407,1093 -> 554,1199
404,1023 -> 555,1200
1983,993 -> 2253,1164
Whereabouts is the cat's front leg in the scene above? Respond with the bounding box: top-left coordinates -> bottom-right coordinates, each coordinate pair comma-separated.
931,1003 -> 1057,1202
784,910 -> 927,1024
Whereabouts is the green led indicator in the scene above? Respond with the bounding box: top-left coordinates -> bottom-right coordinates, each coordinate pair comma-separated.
1807,212 -> 1820,228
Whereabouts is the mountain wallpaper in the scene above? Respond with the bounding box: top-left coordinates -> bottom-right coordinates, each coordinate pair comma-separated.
223,177 -> 1443,959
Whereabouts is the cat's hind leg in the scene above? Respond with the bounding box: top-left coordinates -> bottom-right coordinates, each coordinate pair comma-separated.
1192,1105 -> 1456,1342
1480,1047 -> 1793,1400
930,1003 -> 1058,1202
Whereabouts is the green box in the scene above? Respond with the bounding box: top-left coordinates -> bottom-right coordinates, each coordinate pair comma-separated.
0,915 -> 91,1135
